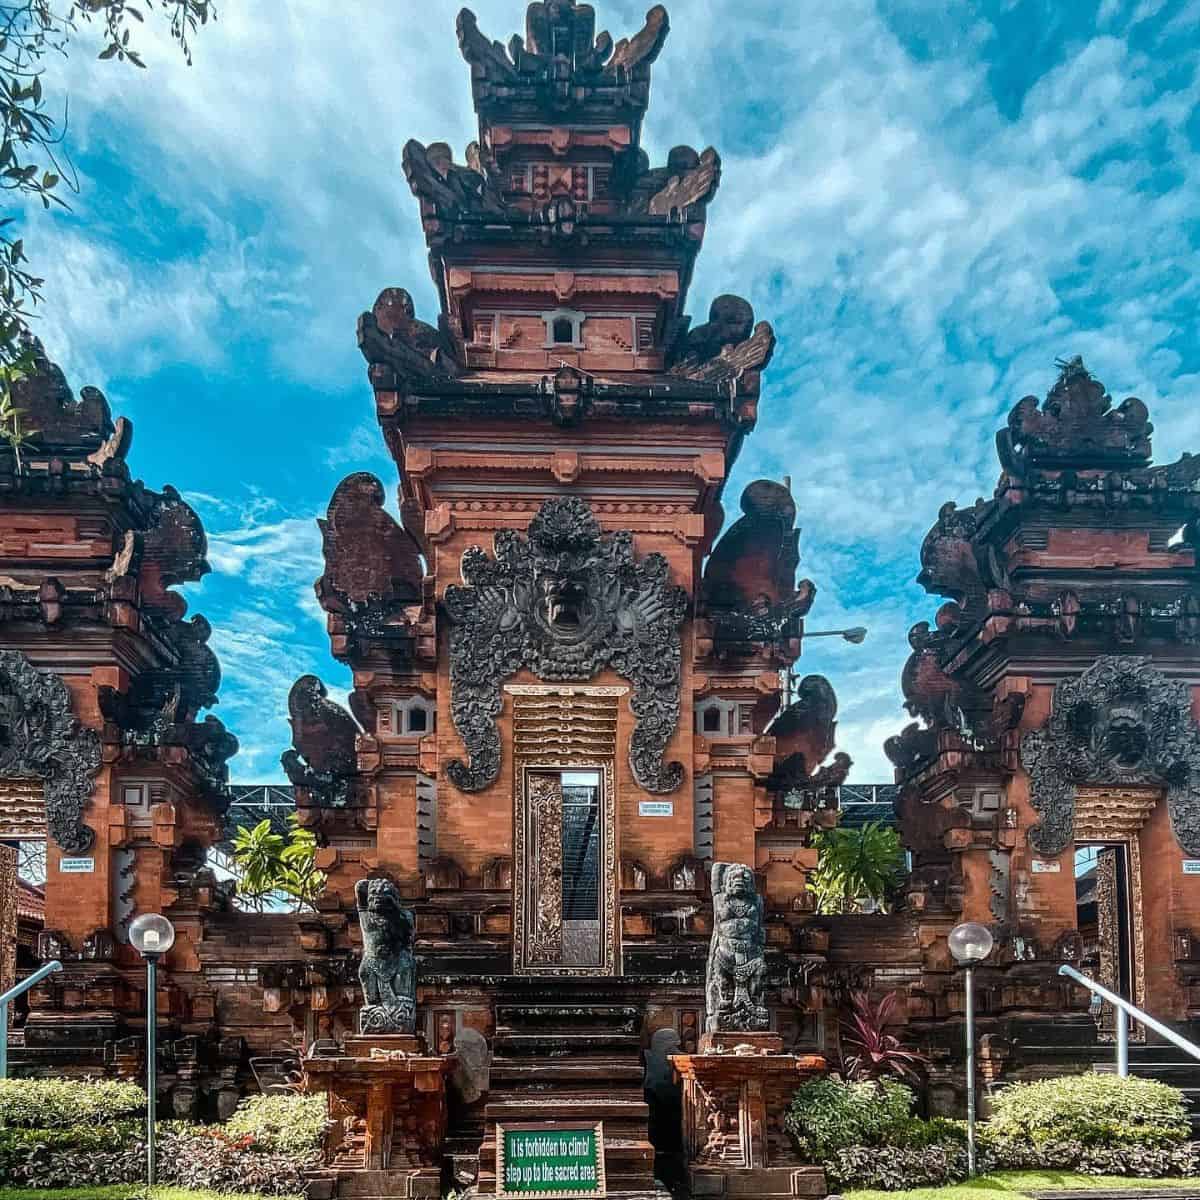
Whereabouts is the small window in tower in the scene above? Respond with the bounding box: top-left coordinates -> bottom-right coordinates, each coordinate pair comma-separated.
635,315 -> 656,353
702,707 -> 723,734
552,317 -> 575,344
472,317 -> 495,347
509,166 -> 531,194
589,166 -> 611,201
541,308 -> 585,349
407,707 -> 428,734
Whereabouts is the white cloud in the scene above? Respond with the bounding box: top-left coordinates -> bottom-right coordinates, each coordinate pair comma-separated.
18,0 -> 1200,783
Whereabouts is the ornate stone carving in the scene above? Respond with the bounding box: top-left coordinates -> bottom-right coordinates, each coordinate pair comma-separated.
527,775 -> 564,965
1021,656 -> 1200,856
401,140 -> 506,221
997,356 -> 1152,472
457,2 -> 669,121
705,862 -> 768,1033
357,286 -> 458,384
702,479 -> 815,643
669,295 -> 776,386
316,472 -> 424,647
356,878 -> 417,1036
0,650 -> 101,853
281,676 -> 361,808
444,496 -> 687,793
645,146 -> 721,216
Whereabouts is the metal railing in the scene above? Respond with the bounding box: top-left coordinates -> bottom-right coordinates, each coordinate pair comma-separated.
0,960 -> 63,1079
1059,963 -> 1200,1076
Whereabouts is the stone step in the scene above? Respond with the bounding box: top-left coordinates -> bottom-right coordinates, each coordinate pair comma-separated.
485,1097 -> 650,1124
492,1031 -> 641,1057
496,1004 -> 641,1033
490,1059 -> 646,1087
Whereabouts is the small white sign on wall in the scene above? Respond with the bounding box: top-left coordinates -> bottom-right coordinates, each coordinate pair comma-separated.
1182,860 -> 1200,875
59,857 -> 95,873
1031,859 -> 1061,874
639,800 -> 673,817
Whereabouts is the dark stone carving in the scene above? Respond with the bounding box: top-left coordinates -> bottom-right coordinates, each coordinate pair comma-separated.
997,357 -> 1152,472
402,140 -> 506,220
884,722 -> 938,774
356,878 -> 416,1036
444,496 -> 687,793
705,862 -> 768,1033
9,337 -> 116,452
1021,656 -> 1200,856
281,676 -> 361,808
357,287 -> 458,384
703,480 -> 816,642
646,146 -> 722,216
457,2 -> 669,121
916,501 -> 988,622
670,296 -> 776,386
0,650 -> 101,853
316,472 -> 424,643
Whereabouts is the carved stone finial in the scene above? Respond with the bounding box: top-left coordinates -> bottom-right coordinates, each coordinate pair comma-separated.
280,675 -> 360,808
0,650 -> 101,853
997,358 -> 1153,472
355,877 -> 416,1035
1021,656 -> 1200,856
705,862 -> 768,1033
444,496 -> 687,794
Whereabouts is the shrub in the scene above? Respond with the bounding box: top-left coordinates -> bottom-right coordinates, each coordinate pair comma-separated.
979,1130 -> 1200,1178
158,1126 -> 310,1195
784,1076 -> 914,1158
840,991 -> 930,1084
223,1091 -> 328,1157
825,1140 -> 968,1191
0,1077 -> 146,1128
988,1074 -> 1190,1147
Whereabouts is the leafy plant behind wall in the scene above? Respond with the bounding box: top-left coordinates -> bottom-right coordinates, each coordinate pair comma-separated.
809,820 -> 906,914
231,813 -> 326,912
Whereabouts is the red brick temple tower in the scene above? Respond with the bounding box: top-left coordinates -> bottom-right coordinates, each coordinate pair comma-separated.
886,357 -> 1200,1108
280,1 -> 849,1193
0,340 -> 238,1106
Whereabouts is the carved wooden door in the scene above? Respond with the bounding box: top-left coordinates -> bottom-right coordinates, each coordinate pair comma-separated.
523,769 -> 604,970
1076,842 -> 1135,1041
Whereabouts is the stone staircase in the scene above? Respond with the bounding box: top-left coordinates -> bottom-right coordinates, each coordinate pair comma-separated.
472,980 -> 664,1200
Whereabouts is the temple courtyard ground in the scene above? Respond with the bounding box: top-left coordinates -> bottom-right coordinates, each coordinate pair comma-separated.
2,1175 -> 1200,1200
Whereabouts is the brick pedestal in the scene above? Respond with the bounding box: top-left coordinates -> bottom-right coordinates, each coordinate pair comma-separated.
304,1034 -> 452,1200
671,1034 -> 828,1199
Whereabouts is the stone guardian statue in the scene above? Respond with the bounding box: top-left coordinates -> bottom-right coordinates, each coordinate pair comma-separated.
705,862 -> 768,1033
356,877 -> 417,1035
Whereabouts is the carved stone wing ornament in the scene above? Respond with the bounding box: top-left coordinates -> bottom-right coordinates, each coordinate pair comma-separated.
0,650 -> 101,853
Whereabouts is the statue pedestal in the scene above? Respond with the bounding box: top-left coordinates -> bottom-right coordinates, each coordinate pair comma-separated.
671,1034 -> 828,1199
304,1034 -> 452,1200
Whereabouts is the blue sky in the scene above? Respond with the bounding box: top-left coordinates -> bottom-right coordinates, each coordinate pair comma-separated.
27,0 -> 1200,780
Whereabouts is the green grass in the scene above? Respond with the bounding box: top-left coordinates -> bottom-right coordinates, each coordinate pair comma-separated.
0,1188 -> 303,1200
845,1171 -> 1200,1200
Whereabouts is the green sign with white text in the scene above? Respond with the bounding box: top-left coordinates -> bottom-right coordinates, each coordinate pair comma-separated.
498,1124 -> 605,1198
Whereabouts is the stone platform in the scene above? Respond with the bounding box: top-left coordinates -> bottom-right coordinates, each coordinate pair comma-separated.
304,1034 -> 453,1200
671,1032 -> 828,1199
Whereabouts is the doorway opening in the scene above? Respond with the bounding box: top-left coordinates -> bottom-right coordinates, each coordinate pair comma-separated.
1075,842 -> 1136,1040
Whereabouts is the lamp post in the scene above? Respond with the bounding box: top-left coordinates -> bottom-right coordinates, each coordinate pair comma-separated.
948,921 -> 994,1177
129,913 -> 175,1189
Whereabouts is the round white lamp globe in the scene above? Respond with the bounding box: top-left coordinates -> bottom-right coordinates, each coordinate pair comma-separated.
129,913 -> 176,958
948,921 -> 994,965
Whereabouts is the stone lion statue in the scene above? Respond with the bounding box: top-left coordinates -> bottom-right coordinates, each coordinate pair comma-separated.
705,862 -> 768,1033
356,877 -> 416,1036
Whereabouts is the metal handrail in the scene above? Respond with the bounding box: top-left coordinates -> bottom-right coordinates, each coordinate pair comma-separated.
0,960 -> 63,1079
1059,963 -> 1200,1076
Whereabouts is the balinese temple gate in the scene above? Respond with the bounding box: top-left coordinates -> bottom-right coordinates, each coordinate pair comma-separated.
2,2 -> 1200,1199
